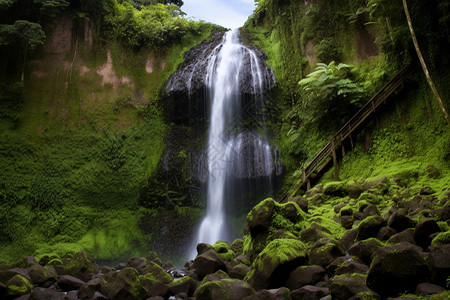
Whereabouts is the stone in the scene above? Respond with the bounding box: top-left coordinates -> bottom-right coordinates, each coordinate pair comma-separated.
65,251 -> 99,281
334,204 -> 346,214
323,181 -> 346,197
300,223 -> 331,243
426,165 -> 441,178
376,226 -> 397,241
193,249 -> 226,279
92,291 -> 108,300
243,287 -> 291,300
57,275 -> 85,291
101,266 -> 113,274
194,279 -> 256,300
340,207 -> 353,216
362,204 -> 380,218
356,216 -> 385,240
27,264 -> 57,285
436,204 -> 450,221
348,238 -> 384,265
0,267 -> 31,283
102,267 -> 147,300
339,228 -> 358,250
245,239 -> 308,290
388,228 -> 415,245
414,219 -> 441,249
231,239 -> 244,256
341,216 -> 354,229
229,264 -> 250,280
334,261 -> 369,276
420,186 -> 435,195
139,261 -> 173,284
78,277 -> 105,299
427,244 -> 450,286
291,285 -> 329,300
29,287 -> 64,300
145,281 -> 169,298
168,276 -> 192,296
286,265 -> 327,290
196,243 -> 213,256
353,211 -> 364,221
366,244 -> 429,298
347,184 -> 363,199
330,275 -> 378,300
415,282 -> 445,296
6,275 -> 33,297
309,238 -> 345,267
388,212 -> 416,232
127,257 -> 149,272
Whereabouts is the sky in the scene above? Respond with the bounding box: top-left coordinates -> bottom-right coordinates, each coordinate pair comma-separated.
181,0 -> 256,29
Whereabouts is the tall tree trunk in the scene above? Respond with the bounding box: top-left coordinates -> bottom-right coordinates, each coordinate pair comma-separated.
402,0 -> 450,125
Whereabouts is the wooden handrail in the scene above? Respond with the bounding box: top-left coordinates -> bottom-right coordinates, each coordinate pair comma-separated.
278,65 -> 414,202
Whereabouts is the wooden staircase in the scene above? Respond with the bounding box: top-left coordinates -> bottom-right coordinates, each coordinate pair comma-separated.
278,65 -> 414,202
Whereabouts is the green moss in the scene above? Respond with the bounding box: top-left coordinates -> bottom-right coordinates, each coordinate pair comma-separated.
140,261 -> 173,285
432,231 -> 450,246
212,241 -> 235,262
7,274 -> 33,296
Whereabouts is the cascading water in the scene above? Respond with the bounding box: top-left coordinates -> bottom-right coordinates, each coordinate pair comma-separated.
190,29 -> 281,258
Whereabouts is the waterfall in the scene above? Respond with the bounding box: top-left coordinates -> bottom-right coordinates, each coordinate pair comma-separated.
190,29 -> 281,258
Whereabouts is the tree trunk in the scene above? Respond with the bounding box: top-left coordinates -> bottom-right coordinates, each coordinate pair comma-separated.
402,0 -> 450,125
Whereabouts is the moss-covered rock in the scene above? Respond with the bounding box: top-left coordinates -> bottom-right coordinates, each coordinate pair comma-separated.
27,263 -> 57,285
357,192 -> 381,205
356,216 -> 385,240
193,249 -> 226,279
168,276 -> 193,296
213,241 -> 236,262
194,278 -> 255,300
348,238 -> 385,265
139,261 -> 173,284
245,239 -> 308,290
309,238 -> 345,267
231,239 -> 244,256
323,181 -> 346,197
78,277 -> 105,300
6,274 -> 33,297
367,244 -> 429,298
330,274 -> 379,300
64,250 -> 99,281
102,267 -> 147,300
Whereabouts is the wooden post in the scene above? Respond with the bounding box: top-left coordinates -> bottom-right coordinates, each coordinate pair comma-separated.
330,136 -> 339,180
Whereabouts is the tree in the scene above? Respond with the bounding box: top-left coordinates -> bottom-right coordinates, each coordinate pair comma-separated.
402,0 -> 449,125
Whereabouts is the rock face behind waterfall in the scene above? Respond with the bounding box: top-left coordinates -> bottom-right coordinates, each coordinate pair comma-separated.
165,29 -> 276,96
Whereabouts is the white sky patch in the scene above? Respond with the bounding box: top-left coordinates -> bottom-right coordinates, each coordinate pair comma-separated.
182,0 -> 256,29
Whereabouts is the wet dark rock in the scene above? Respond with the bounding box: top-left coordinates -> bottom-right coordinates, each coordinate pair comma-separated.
243,287 -> 291,300
415,282 -> 445,296
193,249 -> 226,279
334,204 -> 346,214
247,199 -> 276,235
27,264 -> 57,285
56,275 -> 85,291
347,184 -> 363,199
78,277 -> 104,300
102,267 -> 147,300
29,287 -> 62,300
362,204 -> 380,218
101,266 -> 113,274
0,267 -> 31,283
194,279 -> 255,300
196,243 -> 213,256
362,177 -> 388,191
414,219 -> 441,249
388,212 -> 416,232
340,228 -> 358,250
334,261 -> 369,276
388,228 -> 415,244
231,239 -> 244,256
127,257 -> 149,271
165,30 -> 275,96
300,223 -> 332,243
291,285 -> 329,300
427,244 -> 450,286
353,211 -> 364,221
168,276 -> 192,296
6,274 -> 33,297
286,265 -> 327,290
330,275 -> 379,300
229,264 -> 250,280
309,238 -> 345,267
340,216 -> 354,229
92,291 -> 108,300
367,244 -> 429,298
289,197 -> 308,213
348,238 -> 384,265
376,226 -> 397,241
65,251 -> 99,282
356,215 -> 385,240
144,281 -> 169,298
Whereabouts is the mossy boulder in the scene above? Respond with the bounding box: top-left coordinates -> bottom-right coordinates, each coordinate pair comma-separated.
367,244 -> 429,298
65,250 -> 99,281
245,239 -> 308,290
356,216 -> 385,240
347,183 -> 363,199
139,261 -> 173,284
286,265 -> 327,290
231,239 -> 244,256
247,198 -> 276,235
229,263 -> 250,280
357,192 -> 381,205
426,165 -> 441,178
330,274 -> 379,300
348,238 -> 385,265
194,279 -> 255,300
6,274 -> 33,297
78,277 -> 105,300
27,263 -> 57,285
168,276 -> 195,296
193,249 -> 226,279
243,287 -> 291,300
309,238 -> 345,267
213,241 -> 236,262
323,181 -> 346,197
102,267 -> 147,300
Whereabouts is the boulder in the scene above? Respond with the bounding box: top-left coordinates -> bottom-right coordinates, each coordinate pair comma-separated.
388,228 -> 415,245
356,216 -> 385,240
309,238 -> 345,267
376,226 -> 397,241
300,223 -> 331,243
323,181 -> 346,197
334,204 -> 347,214
0,267 -> 31,283
330,275 -> 378,300
247,198 -> 276,235
92,291 -> 108,300
194,279 -> 256,300
139,261 -> 172,284
168,276 -> 192,296
196,243 -> 213,256
334,261 -> 369,276
427,244 -> 450,286
245,239 -> 308,290
388,212 -> 416,232
29,287 -> 64,300
27,264 -> 57,285
426,165 -> 441,178
6,275 -> 33,297
56,274 -> 85,291
127,257 -> 149,272
291,285 -> 329,300
339,228 -> 358,250
362,204 -> 380,218
102,267 -> 147,300
289,197 -> 308,213
231,239 -> 244,256
348,238 -> 384,265
78,277 -> 105,300
347,184 -> 363,199
414,219 -> 441,249
193,249 -> 226,279
65,251 -> 99,281
213,241 -> 235,262
243,287 -> 291,300
367,244 -> 429,298
229,264 -> 250,280
286,265 -> 327,290
415,282 -> 445,296
340,216 -> 354,229
144,281 -> 169,298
